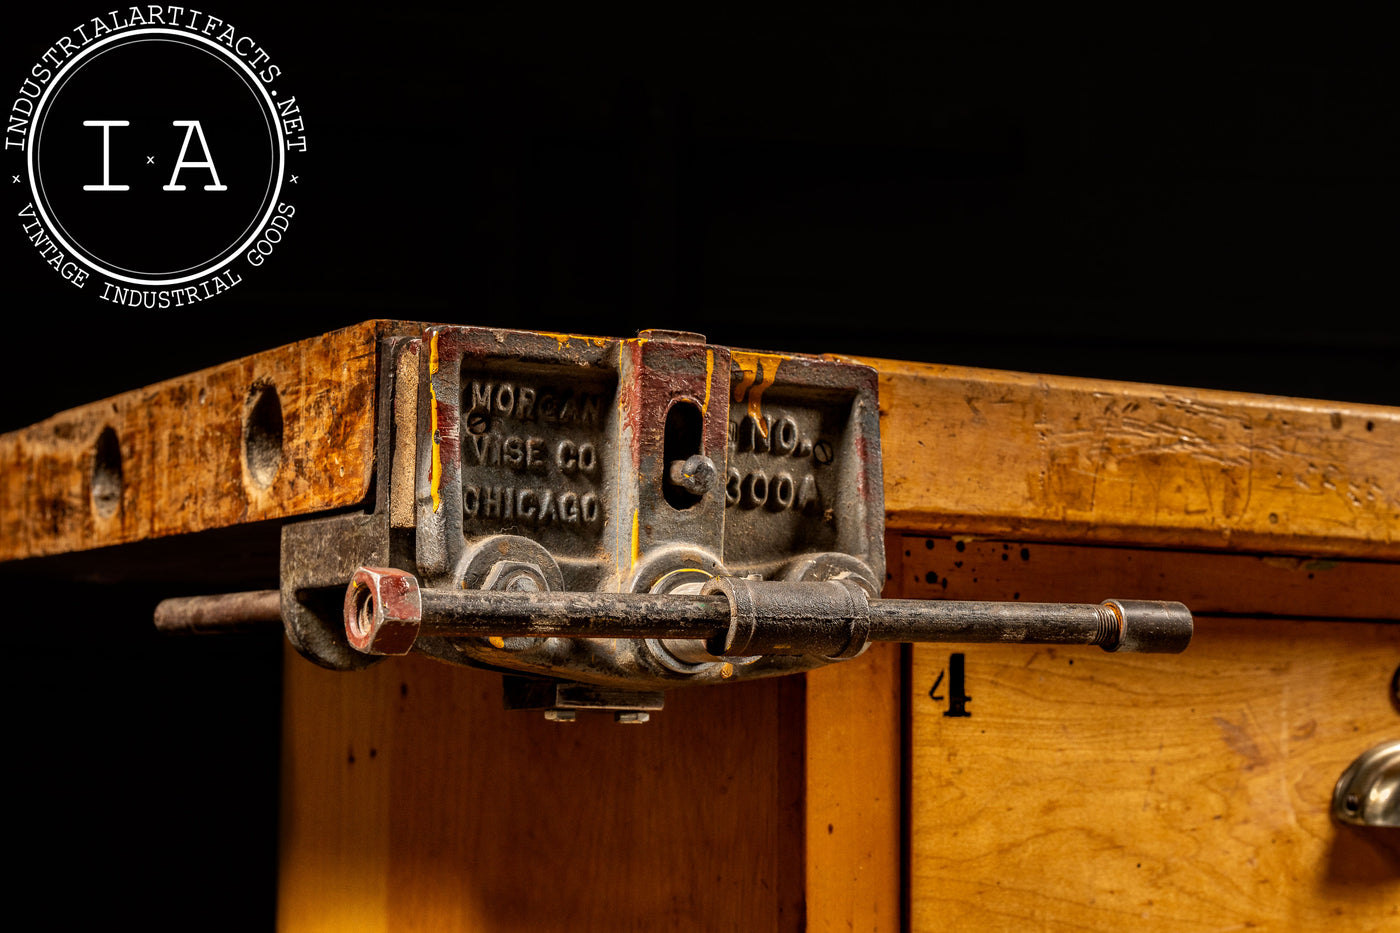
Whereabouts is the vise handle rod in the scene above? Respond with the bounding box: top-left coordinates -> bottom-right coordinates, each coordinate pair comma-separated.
151,573 -> 1192,658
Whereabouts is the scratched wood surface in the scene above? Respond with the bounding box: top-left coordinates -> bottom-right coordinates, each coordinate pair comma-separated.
8,334 -> 1398,565
0,320 -> 405,563
861,358 -> 1400,559
901,541 -> 1400,933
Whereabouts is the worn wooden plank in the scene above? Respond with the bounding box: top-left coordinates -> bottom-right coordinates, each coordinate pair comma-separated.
0,321 -> 394,563
10,336 -> 1398,564
278,651 -> 807,933
860,358 -> 1400,559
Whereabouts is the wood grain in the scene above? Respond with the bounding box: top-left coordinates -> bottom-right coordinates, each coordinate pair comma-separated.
278,650 -> 808,932
278,638 -> 393,933
909,608 -> 1400,930
804,641 -> 903,933
0,320 -> 395,563
860,358 -> 1400,559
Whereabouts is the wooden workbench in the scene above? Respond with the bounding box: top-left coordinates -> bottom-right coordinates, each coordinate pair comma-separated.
3,322 -> 1395,930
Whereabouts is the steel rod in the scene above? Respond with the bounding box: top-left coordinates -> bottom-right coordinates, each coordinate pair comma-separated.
412,590 -> 1182,651
865,599 -> 1119,646
154,590 -> 283,635
158,580 -> 1191,656
417,590 -> 729,640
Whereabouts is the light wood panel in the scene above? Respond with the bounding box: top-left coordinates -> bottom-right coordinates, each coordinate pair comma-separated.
804,641 -> 903,933
278,639 -> 393,933
0,320 -> 408,562
902,535 -> 1400,933
861,357 -> 1400,559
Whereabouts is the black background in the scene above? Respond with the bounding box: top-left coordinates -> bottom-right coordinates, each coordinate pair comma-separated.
4,4 -> 1396,929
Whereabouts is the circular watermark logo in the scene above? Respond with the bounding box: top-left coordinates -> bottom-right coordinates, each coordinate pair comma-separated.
8,9 -> 305,306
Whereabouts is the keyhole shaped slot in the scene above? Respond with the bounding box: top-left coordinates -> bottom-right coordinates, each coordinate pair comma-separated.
662,400 -> 705,510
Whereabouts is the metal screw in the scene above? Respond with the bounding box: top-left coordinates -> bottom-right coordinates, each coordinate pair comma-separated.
665,455 -> 717,496
615,711 -> 650,724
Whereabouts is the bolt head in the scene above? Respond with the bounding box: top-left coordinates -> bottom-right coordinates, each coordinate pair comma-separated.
344,566 -> 422,655
667,455 -> 717,496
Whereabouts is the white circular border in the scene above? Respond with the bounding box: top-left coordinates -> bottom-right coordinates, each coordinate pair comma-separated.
35,38 -> 278,279
26,26 -> 287,287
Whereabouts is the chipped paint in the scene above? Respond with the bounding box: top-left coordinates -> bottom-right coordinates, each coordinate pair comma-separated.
536,330 -> 614,350
702,350 -> 714,414
732,352 -> 789,437
732,357 -> 757,404
429,381 -> 442,513
630,508 -> 640,570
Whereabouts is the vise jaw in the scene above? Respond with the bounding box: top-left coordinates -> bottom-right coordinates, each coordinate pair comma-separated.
282,325 -> 886,705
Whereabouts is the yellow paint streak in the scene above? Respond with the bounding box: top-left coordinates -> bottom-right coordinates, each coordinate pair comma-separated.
429,381 -> 442,513
536,330 -> 613,349
731,352 -> 787,437
732,355 -> 758,404
429,331 -> 440,375
630,509 -> 640,570
702,350 -> 714,413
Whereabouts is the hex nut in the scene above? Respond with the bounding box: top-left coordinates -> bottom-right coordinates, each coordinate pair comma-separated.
344,566 -> 423,655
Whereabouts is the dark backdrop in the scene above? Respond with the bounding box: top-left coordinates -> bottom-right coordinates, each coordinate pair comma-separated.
4,4 -> 1395,929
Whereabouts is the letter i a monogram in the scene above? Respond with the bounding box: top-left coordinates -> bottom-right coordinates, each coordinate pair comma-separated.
164,121 -> 227,191
82,120 -> 130,191
81,119 -> 227,191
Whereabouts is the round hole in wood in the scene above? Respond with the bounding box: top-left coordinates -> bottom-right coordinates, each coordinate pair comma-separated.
91,426 -> 123,518
244,382 -> 284,489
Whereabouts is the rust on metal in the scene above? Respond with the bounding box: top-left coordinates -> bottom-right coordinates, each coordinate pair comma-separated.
344,566 -> 423,656
153,590 -> 282,635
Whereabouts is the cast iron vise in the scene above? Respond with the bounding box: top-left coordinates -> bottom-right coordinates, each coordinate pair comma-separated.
156,325 -> 1191,718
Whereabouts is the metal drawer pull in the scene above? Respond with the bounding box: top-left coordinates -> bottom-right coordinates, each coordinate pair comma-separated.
1333,741 -> 1400,828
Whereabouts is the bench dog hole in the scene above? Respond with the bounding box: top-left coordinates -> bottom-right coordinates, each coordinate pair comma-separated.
244,382 -> 284,489
92,425 -> 123,518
